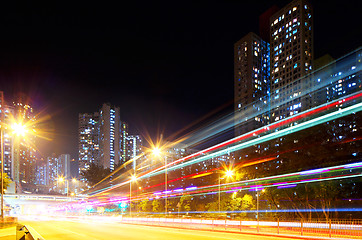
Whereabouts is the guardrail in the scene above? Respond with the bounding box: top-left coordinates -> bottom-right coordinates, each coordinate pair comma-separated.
5,194 -> 86,202
16,224 -> 45,240
120,217 -> 362,239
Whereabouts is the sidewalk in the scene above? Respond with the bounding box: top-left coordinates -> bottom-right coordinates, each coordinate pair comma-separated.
0,226 -> 15,240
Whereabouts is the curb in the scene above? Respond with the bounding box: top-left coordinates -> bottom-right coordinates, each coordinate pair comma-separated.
120,221 -> 351,240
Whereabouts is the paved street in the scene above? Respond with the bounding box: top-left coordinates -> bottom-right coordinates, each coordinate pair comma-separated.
19,219 -> 301,240
0,227 -> 15,240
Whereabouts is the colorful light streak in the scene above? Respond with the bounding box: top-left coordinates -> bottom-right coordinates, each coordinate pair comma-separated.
277,184 -> 297,189
139,91 -> 362,181
58,160 -> 362,213
86,90 -> 362,197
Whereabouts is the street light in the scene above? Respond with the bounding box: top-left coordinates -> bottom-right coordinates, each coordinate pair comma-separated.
11,121 -> 30,192
4,117 -> 36,217
11,123 -> 28,136
218,169 -> 234,212
256,187 -> 265,232
57,177 -> 77,198
0,120 -> 4,219
152,147 -> 167,216
130,175 -> 137,217
57,177 -> 68,197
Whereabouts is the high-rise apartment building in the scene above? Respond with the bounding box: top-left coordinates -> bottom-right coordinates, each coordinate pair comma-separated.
58,154 -> 71,179
99,103 -> 121,171
12,96 -> 38,187
35,159 -> 47,185
0,92 -> 12,178
234,0 -> 314,134
78,112 -> 100,173
34,153 -> 73,194
0,92 -> 41,193
269,0 -> 313,122
46,154 -> 59,189
126,135 -> 143,171
234,32 -> 271,136
120,121 -> 129,164
78,103 -> 140,174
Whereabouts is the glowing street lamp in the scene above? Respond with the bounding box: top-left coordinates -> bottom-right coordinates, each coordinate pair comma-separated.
225,170 -> 233,178
256,187 -> 265,232
57,177 -> 77,198
11,122 -> 28,136
57,177 -> 68,197
11,120 -> 31,190
57,176 -> 65,183
152,147 -> 168,216
152,147 -> 161,156
3,117 -> 33,217
218,168 -> 234,212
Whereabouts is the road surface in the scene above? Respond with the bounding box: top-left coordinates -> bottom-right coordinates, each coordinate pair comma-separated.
19,218 -> 306,240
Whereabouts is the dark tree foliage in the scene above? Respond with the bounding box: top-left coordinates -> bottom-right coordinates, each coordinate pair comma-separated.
81,163 -> 111,186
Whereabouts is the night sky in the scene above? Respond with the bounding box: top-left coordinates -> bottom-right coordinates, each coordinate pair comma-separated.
0,1 -> 361,159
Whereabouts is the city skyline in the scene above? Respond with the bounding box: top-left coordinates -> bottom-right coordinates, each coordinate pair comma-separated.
0,1 -> 360,237
0,1 -> 360,161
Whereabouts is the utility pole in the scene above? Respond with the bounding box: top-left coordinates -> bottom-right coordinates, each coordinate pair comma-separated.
1,92 -> 4,219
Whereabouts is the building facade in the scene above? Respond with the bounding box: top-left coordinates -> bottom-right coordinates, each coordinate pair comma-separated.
269,0 -> 313,122
78,103 -> 135,174
78,112 -> 100,173
126,135 -> 143,171
120,121 -> 129,164
99,103 -> 121,171
234,32 -> 271,136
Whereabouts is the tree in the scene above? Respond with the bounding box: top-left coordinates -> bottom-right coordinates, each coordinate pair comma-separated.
139,199 -> 152,212
179,194 -> 192,212
241,194 -> 254,210
81,163 -> 111,186
152,199 -> 162,212
0,173 -> 11,191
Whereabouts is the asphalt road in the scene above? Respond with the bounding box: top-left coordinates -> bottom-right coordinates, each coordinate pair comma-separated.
0,226 -> 14,240
19,219 -> 302,240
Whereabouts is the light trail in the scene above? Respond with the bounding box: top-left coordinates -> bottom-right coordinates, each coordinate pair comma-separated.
56,160 -> 362,213
128,91 -> 362,182
84,48 -> 362,196
86,90 -> 362,196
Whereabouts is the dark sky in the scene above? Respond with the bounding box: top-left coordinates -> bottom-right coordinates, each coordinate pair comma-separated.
0,1 -> 361,159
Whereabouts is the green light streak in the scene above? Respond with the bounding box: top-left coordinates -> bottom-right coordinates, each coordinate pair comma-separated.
143,101 -> 362,179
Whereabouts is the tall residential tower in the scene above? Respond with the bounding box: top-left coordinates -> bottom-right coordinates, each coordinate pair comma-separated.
99,103 -> 121,171
234,32 -> 271,136
269,0 -> 313,122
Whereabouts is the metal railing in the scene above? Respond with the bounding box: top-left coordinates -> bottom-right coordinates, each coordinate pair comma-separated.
119,217 -> 362,239
16,224 -> 45,240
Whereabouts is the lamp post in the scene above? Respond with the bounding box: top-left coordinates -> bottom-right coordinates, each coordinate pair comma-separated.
164,156 -> 167,216
71,178 -> 77,197
11,121 -> 28,192
152,147 -> 168,216
58,177 -> 77,198
218,169 -> 234,213
130,175 -> 137,217
57,177 -> 68,197
0,123 -> 4,219
256,187 -> 265,232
